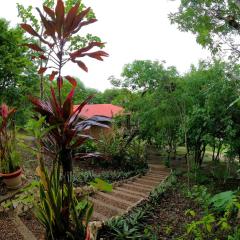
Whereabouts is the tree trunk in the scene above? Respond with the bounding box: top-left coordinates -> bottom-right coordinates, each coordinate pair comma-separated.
215,142 -> 222,162
212,142 -> 216,162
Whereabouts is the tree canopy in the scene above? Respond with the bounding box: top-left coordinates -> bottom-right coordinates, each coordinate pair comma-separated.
169,0 -> 240,61
0,18 -> 38,124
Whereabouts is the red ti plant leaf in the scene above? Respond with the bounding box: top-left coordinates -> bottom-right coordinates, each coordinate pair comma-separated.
28,96 -> 53,117
38,67 -> 47,74
71,135 -> 88,148
39,55 -> 48,60
62,88 -> 74,120
71,7 -> 91,32
73,18 -> 97,35
65,76 -> 77,87
20,24 -> 39,37
67,95 -> 94,127
44,21 -> 56,39
79,18 -> 97,28
74,60 -> 88,72
70,42 -> 105,59
55,0 -> 65,37
23,44 -> 44,52
43,6 -> 56,20
77,7 -> 91,21
64,129 -> 77,146
50,87 -> 62,116
0,103 -> 16,132
63,2 -> 80,36
85,51 -> 109,61
36,8 -> 56,39
0,103 -> 9,119
49,71 -> 58,81
72,18 -> 97,34
57,76 -> 63,89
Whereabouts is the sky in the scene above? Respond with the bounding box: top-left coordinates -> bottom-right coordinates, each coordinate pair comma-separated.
0,0 -> 210,91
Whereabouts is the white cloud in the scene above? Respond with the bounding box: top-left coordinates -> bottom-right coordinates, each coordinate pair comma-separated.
0,0 -> 210,91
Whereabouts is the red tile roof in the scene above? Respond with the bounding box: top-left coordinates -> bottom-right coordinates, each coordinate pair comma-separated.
74,104 -> 124,119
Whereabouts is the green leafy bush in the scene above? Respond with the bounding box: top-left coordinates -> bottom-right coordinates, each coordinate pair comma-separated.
36,165 -> 93,239
95,126 -> 147,170
184,185 -> 212,208
183,184 -> 240,240
210,191 -> 237,212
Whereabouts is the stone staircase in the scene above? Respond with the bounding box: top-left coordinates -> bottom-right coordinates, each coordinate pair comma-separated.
89,164 -> 170,222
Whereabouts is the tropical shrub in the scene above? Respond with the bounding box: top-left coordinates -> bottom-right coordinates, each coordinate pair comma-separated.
0,103 -> 21,173
20,0 -> 108,239
183,184 -> 240,240
95,126 -> 147,170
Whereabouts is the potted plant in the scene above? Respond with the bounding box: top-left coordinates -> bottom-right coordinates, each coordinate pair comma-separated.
0,103 -> 22,189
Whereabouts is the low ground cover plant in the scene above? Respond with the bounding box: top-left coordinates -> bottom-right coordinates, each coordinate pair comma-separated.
73,168 -> 148,186
181,182 -> 240,240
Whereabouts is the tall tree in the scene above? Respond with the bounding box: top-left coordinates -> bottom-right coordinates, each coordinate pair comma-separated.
169,0 -> 240,61
0,18 -> 38,124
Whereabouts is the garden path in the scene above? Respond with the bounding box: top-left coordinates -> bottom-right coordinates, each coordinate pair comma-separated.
90,148 -> 170,221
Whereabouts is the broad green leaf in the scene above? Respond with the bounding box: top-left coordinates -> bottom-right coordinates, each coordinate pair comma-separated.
90,178 -> 112,192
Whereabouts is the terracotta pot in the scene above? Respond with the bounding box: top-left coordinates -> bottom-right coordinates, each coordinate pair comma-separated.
0,168 -> 22,189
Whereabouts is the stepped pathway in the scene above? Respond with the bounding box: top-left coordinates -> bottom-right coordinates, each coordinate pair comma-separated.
90,148 -> 170,222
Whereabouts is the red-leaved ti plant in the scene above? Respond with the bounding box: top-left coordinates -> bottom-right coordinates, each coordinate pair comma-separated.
0,103 -> 19,174
21,1 -> 109,239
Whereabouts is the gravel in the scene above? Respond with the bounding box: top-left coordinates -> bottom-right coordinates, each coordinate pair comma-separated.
0,212 -> 24,240
20,211 -> 45,239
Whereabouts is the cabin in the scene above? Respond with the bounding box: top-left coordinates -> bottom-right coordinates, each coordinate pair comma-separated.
74,104 -> 127,139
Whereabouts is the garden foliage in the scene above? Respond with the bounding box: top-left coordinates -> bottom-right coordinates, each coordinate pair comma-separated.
21,0 -> 108,239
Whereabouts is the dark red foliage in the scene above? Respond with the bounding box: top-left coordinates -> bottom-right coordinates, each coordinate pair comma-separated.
0,104 -> 16,131
20,0 -> 110,163
21,0 -> 108,76
20,24 -> 39,37
65,76 -> 77,87
23,44 -> 44,52
29,88 -> 110,158
38,67 -> 47,75
49,71 -> 58,81
21,1 -> 109,235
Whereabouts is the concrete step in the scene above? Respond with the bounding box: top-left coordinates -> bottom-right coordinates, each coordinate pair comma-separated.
143,175 -> 166,181
115,187 -> 148,198
136,178 -> 160,185
111,190 -> 141,202
148,172 -> 169,177
91,211 -> 108,221
90,196 -> 125,213
130,181 -> 154,190
91,204 -> 117,219
122,183 -> 152,193
96,191 -> 134,208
